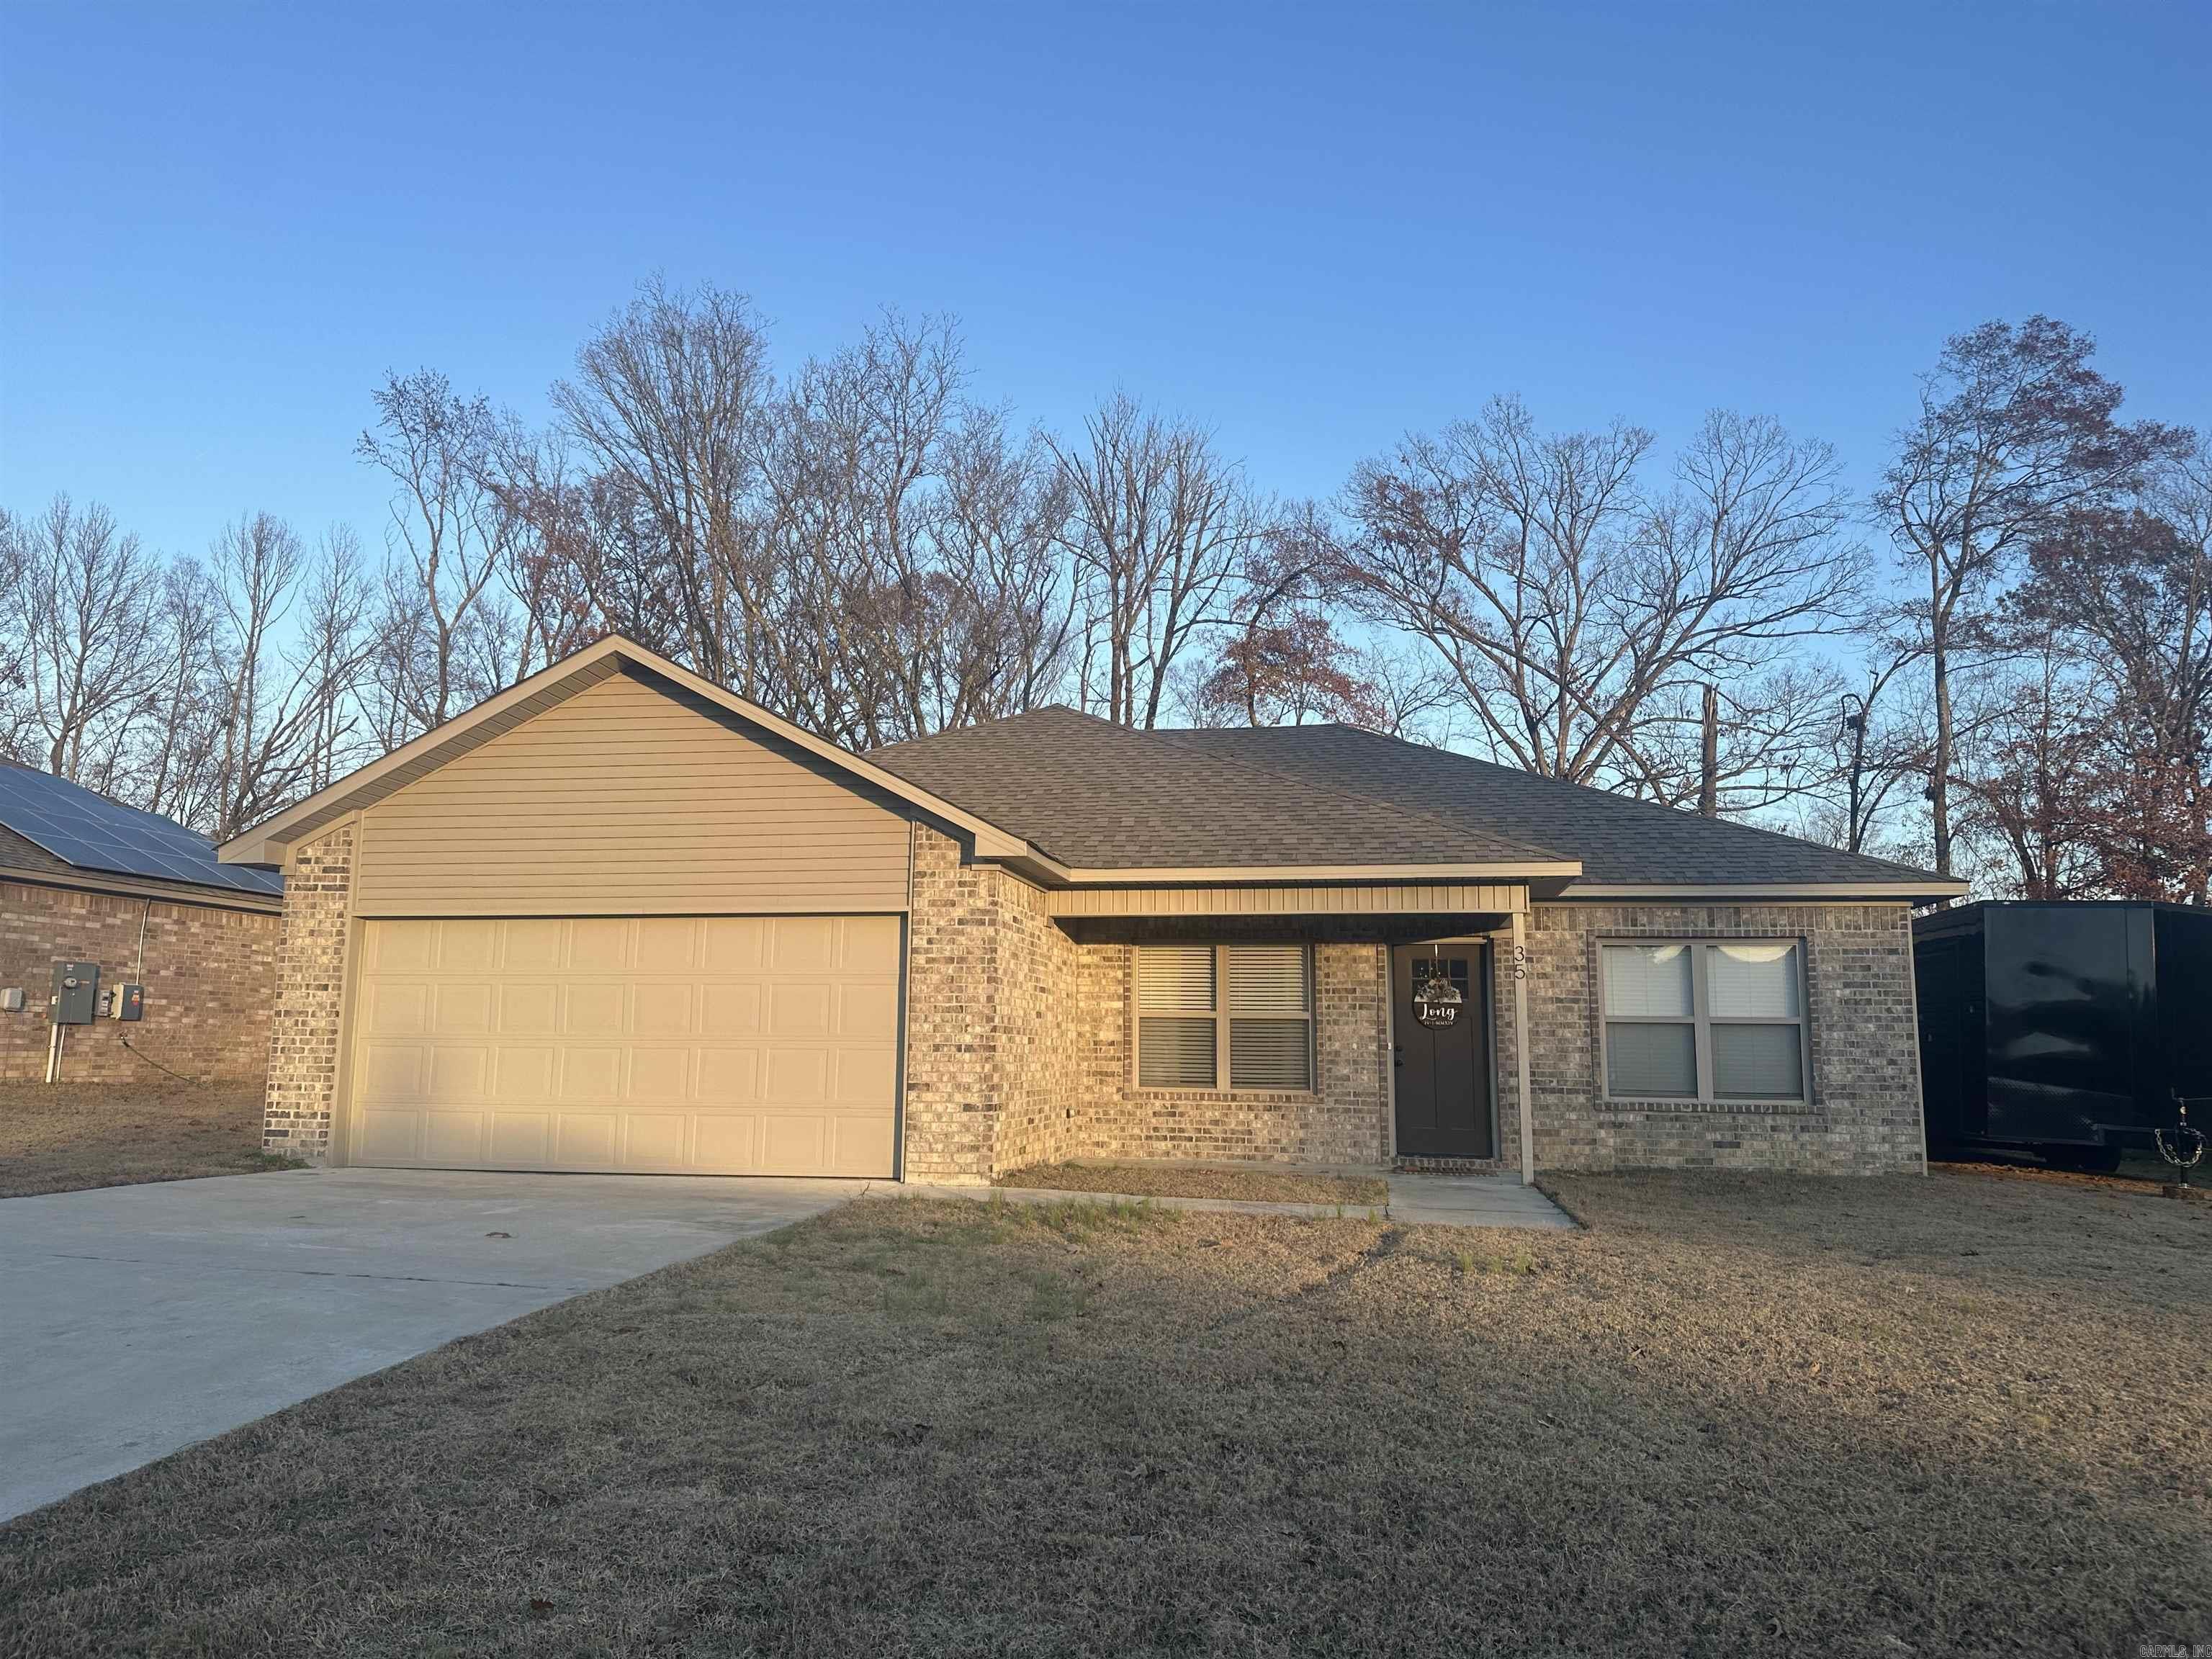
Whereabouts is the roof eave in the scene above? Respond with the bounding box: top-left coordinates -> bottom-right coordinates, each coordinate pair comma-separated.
1556,878 -> 1969,904
0,862 -> 284,913
1005,857 -> 1585,889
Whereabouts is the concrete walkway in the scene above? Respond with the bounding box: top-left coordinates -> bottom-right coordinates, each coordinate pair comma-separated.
0,1167 -> 855,1522
1383,1171 -> 1578,1230
910,1172 -> 1575,1231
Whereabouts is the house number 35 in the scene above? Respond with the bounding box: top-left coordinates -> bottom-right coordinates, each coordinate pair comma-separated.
1511,945 -> 1529,981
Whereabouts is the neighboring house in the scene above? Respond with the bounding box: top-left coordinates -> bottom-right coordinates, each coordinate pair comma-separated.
220,637 -> 1963,1183
0,763 -> 283,1084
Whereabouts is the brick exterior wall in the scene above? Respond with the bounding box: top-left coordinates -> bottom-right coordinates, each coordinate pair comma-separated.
1046,941 -> 1391,1169
899,827 -> 1395,1181
0,877 -> 279,1084
260,824 -> 356,1161
1513,902 -> 1925,1174
246,806 -> 1925,1180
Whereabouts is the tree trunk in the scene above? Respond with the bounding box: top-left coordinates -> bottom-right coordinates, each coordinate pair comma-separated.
1697,683 -> 1719,817
1930,644 -> 1954,878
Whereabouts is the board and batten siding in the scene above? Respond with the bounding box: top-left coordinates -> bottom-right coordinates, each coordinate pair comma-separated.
351,670 -> 913,916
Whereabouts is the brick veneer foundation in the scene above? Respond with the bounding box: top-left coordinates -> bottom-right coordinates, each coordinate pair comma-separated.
259,824 -> 354,1159
0,877 -> 278,1084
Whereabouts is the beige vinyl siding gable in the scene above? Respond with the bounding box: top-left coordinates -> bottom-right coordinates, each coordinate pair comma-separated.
352,670 -> 912,916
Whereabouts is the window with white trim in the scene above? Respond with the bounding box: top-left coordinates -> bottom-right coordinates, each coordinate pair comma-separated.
1136,943 -> 1313,1091
1599,940 -> 1807,1102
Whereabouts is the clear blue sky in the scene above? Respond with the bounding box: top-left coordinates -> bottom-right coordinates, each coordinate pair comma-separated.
4,0 -> 2206,557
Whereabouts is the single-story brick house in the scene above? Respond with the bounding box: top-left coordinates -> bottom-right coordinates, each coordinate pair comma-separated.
1,762 -> 283,1084
219,637 -> 1963,1183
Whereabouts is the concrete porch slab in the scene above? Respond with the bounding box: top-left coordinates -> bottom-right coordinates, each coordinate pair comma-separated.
1383,1171 -> 1578,1230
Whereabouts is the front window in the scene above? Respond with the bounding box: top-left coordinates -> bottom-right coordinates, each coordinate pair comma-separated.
1600,940 -> 1806,1102
1136,943 -> 1313,1091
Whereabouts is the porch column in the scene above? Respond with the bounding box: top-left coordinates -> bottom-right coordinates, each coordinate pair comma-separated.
1511,908 -> 1535,1185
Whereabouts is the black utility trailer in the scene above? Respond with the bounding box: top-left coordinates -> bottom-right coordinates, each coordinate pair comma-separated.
1913,900 -> 2212,1170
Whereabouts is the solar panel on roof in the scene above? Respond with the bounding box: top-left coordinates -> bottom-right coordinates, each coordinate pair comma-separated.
0,765 -> 283,896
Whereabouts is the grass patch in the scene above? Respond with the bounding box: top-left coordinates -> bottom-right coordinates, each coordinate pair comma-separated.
1,1173 -> 2207,1655
997,1159 -> 1388,1206
0,1080 -> 300,1199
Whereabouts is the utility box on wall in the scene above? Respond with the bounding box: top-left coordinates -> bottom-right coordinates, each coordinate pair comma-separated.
49,961 -> 100,1025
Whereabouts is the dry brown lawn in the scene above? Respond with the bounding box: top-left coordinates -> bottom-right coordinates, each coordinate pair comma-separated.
998,1159 -> 1389,1205
0,1080 -> 299,1199
3,1172 -> 2208,1658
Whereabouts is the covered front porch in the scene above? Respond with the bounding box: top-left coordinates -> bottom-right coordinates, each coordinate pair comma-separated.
996,878 -> 1543,1185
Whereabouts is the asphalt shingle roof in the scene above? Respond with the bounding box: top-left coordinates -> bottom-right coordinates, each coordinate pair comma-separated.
868,707 -> 1563,870
870,708 -> 1949,889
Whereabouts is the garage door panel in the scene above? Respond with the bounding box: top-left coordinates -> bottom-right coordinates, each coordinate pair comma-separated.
564,981 -> 628,1035
832,1046 -> 897,1103
696,1047 -> 759,1101
624,1113 -> 690,1166
701,983 -> 762,1036
837,984 -> 898,1038
488,1112 -> 551,1163
349,916 -> 899,1176
767,982 -> 831,1037
436,921 -> 498,972
357,1107 -> 423,1163
701,918 -> 766,973
559,1046 -> 622,1100
432,983 -> 493,1035
763,1046 -> 830,1103
829,1113 -> 897,1177
362,981 -> 428,1037
633,986 -> 696,1038
358,1042 -> 426,1100
500,918 -> 565,970
492,1046 -> 555,1101
693,1115 -> 758,1169
626,1048 -> 693,1101
770,917 -> 836,973
555,1114 -> 620,1166
423,1110 -> 487,1163
498,982 -> 559,1035
567,920 -> 631,971
636,917 -> 701,971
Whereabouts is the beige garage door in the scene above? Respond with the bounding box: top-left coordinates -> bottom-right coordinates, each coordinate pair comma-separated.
347,914 -> 900,1177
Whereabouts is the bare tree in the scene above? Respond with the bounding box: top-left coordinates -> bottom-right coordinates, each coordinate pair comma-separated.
133,559 -> 220,822
3,494 -> 163,786
359,371 -> 512,736
292,526 -> 377,794
1331,400 -> 1862,793
1874,316 -> 2187,877
1053,395 -> 1270,728
552,277 -> 773,684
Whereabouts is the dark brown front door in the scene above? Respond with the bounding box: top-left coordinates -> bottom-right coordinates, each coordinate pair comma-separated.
1392,944 -> 1493,1159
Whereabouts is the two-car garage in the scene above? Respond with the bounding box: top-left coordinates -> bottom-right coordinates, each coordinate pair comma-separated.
225,649 -> 968,1180
346,913 -> 901,1177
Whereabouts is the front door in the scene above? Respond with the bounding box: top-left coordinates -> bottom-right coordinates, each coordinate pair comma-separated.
1392,943 -> 1493,1159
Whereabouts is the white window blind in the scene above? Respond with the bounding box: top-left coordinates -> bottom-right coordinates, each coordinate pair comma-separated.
1226,945 -> 1308,1015
1602,944 -> 1693,1016
1226,944 -> 1310,1088
1136,944 -> 1313,1092
1138,944 -> 1215,1012
1600,940 -> 1807,1103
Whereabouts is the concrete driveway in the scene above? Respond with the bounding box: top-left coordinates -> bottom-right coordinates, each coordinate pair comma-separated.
0,1167 -> 858,1521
